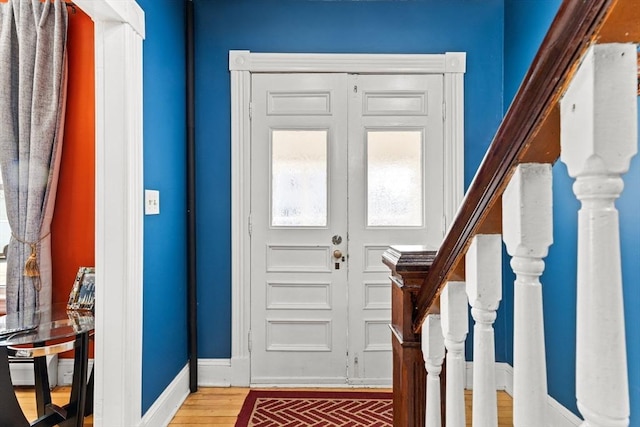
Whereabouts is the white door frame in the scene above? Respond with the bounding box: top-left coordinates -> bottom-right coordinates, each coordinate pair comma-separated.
74,1 -> 145,425
229,51 -> 466,386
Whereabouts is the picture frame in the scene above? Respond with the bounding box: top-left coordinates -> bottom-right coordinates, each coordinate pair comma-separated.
67,267 -> 95,311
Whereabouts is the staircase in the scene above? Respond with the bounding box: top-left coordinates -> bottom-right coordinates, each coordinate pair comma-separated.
385,0 -> 639,425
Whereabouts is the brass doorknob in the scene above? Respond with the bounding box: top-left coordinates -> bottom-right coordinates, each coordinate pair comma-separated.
333,250 -> 343,259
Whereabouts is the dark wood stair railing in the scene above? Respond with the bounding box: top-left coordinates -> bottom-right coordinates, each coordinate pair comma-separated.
385,0 -> 640,425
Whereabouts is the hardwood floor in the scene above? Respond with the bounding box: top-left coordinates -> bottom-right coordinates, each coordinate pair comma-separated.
14,386 -> 93,426
168,387 -> 514,426
15,386 -> 512,426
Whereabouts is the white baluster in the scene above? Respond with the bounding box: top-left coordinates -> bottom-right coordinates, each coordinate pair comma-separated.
560,43 -> 637,427
466,234 -> 502,427
440,281 -> 468,427
503,163 -> 553,426
422,314 -> 445,427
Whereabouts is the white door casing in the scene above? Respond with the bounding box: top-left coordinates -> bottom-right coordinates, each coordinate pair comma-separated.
229,51 -> 465,386
74,0 -> 145,425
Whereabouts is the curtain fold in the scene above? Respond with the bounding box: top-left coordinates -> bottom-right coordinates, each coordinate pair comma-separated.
0,0 -> 68,313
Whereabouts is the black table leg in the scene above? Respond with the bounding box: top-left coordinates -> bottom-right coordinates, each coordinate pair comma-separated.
0,346 -> 30,427
84,364 -> 94,416
60,332 -> 89,427
33,344 -> 52,417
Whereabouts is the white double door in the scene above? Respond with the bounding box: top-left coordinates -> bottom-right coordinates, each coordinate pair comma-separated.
250,73 -> 444,385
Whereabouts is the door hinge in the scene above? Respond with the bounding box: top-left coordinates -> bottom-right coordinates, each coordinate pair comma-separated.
353,85 -> 358,93
442,215 -> 447,237
249,102 -> 253,120
248,214 -> 253,236
442,101 -> 446,121
248,330 -> 252,352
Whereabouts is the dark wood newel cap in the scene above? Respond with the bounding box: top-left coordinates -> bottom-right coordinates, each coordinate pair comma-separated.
382,245 -> 437,290
382,245 -> 437,273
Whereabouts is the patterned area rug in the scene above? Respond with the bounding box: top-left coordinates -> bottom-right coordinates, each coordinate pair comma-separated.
235,390 -> 393,427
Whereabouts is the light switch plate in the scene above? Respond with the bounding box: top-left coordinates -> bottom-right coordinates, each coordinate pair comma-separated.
145,190 -> 160,215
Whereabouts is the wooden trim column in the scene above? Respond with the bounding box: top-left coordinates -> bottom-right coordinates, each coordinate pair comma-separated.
383,245 -> 436,427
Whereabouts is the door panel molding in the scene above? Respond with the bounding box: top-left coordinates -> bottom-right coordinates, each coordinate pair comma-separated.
228,51 -> 465,386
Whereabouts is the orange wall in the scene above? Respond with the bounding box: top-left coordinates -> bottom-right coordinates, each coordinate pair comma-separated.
51,9 -> 95,305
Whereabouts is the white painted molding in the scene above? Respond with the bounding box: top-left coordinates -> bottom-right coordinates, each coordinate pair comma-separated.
229,52 -> 465,385
445,52 -> 466,73
57,358 -> 93,386
140,365 -> 189,427
443,69 -> 465,233
229,51 -> 466,73
198,358 -> 232,387
10,356 -> 57,387
465,363 -> 582,427
74,0 -> 145,38
230,69 -> 252,387
89,2 -> 146,426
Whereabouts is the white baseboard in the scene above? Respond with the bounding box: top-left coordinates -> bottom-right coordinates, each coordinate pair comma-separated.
465,362 -> 581,427
140,364 -> 190,427
10,355 -> 57,387
57,358 -> 94,386
230,356 -> 250,386
198,359 -> 232,386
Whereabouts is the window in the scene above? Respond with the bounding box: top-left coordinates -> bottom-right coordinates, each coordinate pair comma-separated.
367,130 -> 423,227
271,129 -> 328,227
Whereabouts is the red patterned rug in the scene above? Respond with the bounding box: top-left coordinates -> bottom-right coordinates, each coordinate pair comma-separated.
234,390 -> 393,427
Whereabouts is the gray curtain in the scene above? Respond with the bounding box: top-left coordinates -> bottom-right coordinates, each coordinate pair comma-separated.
0,0 -> 68,314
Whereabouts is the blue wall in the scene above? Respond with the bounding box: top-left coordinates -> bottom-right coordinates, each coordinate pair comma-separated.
140,0 -> 188,415
192,0 -> 505,358
504,0 -> 640,422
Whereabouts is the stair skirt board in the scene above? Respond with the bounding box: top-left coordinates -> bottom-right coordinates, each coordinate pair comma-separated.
10,355 -> 57,387
465,362 -> 582,427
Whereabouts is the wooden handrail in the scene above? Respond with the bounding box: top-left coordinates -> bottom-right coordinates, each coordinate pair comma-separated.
412,0 -> 633,331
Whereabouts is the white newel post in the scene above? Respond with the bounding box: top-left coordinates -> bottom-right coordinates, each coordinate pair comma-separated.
560,43 -> 637,427
440,281 -> 468,427
503,164 -> 553,426
466,234 -> 502,427
423,314 -> 445,427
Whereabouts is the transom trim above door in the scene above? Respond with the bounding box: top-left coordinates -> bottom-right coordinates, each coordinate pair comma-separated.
228,51 -> 466,386
229,51 -> 466,74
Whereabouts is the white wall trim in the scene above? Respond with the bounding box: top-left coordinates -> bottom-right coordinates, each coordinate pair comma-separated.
57,357 -> 93,386
230,69 -> 252,386
465,362 -> 581,427
229,51 -> 466,74
77,1 -> 146,426
74,0 -> 145,38
229,51 -> 465,386
140,364 -> 189,427
198,358 -> 233,386
9,355 -> 57,387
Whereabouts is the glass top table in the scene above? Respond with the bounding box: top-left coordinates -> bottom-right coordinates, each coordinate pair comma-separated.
0,303 -> 94,348
0,304 -> 94,427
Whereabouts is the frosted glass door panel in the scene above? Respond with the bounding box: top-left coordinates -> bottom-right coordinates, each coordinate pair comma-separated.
367,130 -> 423,226
272,130 -> 328,226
